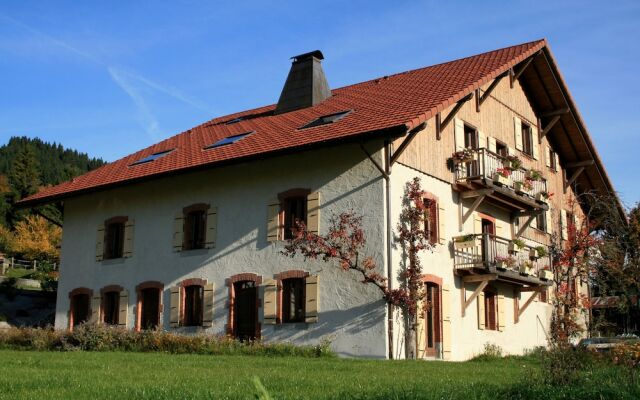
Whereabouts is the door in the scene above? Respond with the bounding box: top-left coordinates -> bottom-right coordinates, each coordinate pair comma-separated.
233,281 -> 257,341
71,293 -> 90,327
481,218 -> 495,263
424,283 -> 441,357
140,288 -> 160,330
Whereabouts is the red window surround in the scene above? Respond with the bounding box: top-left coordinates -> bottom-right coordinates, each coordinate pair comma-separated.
278,188 -> 310,239
100,285 -> 124,325
225,273 -> 262,338
423,193 -> 439,245
68,287 -> 93,330
421,275 -> 443,356
135,281 -> 164,332
275,270 -> 310,323
177,278 -> 208,326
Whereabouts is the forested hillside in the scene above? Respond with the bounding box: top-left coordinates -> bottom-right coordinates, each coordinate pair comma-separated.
0,136 -> 106,260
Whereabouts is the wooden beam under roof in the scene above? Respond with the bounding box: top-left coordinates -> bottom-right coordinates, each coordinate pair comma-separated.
566,160 -> 595,168
437,92 -> 474,138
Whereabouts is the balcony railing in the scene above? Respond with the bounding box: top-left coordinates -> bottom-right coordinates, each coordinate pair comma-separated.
453,233 -> 552,281
454,148 -> 547,198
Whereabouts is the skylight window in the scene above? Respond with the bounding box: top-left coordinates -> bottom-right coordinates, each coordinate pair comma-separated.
130,149 -> 174,166
225,117 -> 244,125
204,131 -> 254,149
299,110 -> 351,129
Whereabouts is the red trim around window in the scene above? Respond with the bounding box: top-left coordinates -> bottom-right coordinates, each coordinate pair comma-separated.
226,273 -> 262,338
135,281 -> 164,331
275,270 -> 310,323
177,278 -> 208,325
68,287 -> 92,330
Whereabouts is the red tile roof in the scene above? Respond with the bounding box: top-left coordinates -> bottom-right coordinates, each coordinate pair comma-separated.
21,40 -> 546,206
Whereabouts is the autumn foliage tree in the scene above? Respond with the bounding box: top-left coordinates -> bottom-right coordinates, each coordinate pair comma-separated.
1,215 -> 61,261
283,177 -> 434,359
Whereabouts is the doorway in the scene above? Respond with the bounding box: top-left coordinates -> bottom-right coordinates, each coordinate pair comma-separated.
233,281 -> 258,341
140,287 -> 161,330
424,283 -> 441,357
481,217 -> 496,263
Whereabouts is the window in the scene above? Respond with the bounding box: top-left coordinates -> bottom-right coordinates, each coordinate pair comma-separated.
183,285 -> 204,326
424,198 -> 438,245
549,149 -> 558,170
521,122 -> 533,157
300,110 -> 351,129
204,131 -> 254,149
104,218 -> 126,259
535,211 -> 547,232
496,140 -> 508,158
424,282 -> 441,356
130,149 -> 174,166
183,207 -> 207,250
70,291 -> 90,327
282,193 -> 308,239
463,124 -> 478,149
484,289 -> 498,331
282,278 -> 305,323
102,291 -> 120,325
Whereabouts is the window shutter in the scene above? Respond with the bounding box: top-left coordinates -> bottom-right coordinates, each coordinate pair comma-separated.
554,153 -> 560,171
560,209 -> 568,240
267,199 -> 281,242
306,192 -> 321,235
96,224 -> 105,262
498,294 -> 506,331
473,214 -> 482,235
204,206 -> 218,249
90,294 -> 101,324
170,286 -> 181,328
531,126 -> 539,160
304,275 -> 319,323
123,219 -> 135,258
118,290 -> 129,328
441,284 -> 452,360
544,146 -> 551,168
438,205 -> 446,245
263,279 -> 278,325
495,222 -> 504,238
478,130 -> 486,150
488,137 -> 497,153
545,204 -> 553,234
508,146 -> 516,157
514,116 -> 523,151
173,213 -> 184,252
202,283 -> 214,327
477,292 -> 485,330
454,118 -> 465,151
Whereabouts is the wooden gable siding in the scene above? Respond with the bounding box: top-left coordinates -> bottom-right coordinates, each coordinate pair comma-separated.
392,77 -> 586,245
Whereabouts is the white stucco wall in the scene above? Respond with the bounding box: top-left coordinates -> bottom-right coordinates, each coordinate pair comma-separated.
56,142 -> 389,358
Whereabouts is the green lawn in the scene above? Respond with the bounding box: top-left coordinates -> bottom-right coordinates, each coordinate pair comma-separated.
3,268 -> 34,279
0,350 -> 636,399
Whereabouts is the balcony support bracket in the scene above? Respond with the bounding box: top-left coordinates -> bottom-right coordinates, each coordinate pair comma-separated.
459,191 -> 491,231
437,93 -> 474,139
390,122 -> 427,166
515,288 -> 543,323
564,166 -> 585,193
478,72 -> 508,111
461,275 -> 496,317
515,213 -> 537,238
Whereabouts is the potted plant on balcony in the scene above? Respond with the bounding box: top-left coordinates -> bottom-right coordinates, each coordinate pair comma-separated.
508,238 -> 525,253
539,266 -> 553,281
451,147 -> 476,164
519,260 -> 534,276
495,255 -> 516,271
453,234 -> 477,249
526,169 -> 543,181
514,178 -> 533,194
535,191 -> 553,203
529,245 -> 548,259
504,154 -> 522,170
493,167 -> 511,186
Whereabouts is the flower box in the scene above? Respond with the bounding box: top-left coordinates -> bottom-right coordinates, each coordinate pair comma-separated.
535,192 -> 549,203
493,173 -> 510,186
519,264 -> 534,276
508,242 -> 522,253
514,182 -> 530,194
539,269 -> 553,281
454,238 -> 477,249
529,248 -> 538,259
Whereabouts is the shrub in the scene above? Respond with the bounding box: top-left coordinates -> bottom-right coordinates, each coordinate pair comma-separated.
471,343 -> 503,362
0,324 -> 335,358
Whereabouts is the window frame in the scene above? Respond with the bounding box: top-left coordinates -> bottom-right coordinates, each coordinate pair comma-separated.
281,278 -> 305,323
182,204 -> 209,251
182,284 -> 204,327
278,189 -> 311,240
69,288 -> 92,329
423,194 -> 439,245
463,123 -> 479,149
484,288 -> 498,331
521,121 -> 534,157
495,140 -> 508,158
535,210 -> 547,233
104,216 -> 127,260
549,148 -> 558,171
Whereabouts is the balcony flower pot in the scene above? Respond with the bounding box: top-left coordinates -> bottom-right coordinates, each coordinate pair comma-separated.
495,256 -> 515,271
519,263 -> 534,276
508,239 -> 525,254
453,235 -> 477,249
493,173 -> 510,186
539,269 -> 553,281
514,181 -> 532,194
535,191 -> 553,204
452,148 -> 477,164
529,248 -> 538,259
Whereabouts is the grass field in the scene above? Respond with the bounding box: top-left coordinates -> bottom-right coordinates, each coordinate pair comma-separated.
0,350 -> 637,399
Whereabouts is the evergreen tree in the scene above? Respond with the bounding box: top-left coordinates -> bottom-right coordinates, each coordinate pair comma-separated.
9,144 -> 41,199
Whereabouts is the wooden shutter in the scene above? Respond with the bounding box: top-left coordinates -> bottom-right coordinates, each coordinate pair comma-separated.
495,222 -> 504,238
544,146 -> 551,168
306,192 -> 321,235
263,279 -> 278,325
123,219 -> 135,258
514,116 -> 523,151
173,212 -> 184,252
477,292 -> 485,330
554,153 -> 560,171
267,199 -> 281,242
304,275 -> 319,323
454,118 -> 465,151
204,206 -> 218,249
545,204 -> 553,234
118,290 -> 129,328
498,294 -> 506,331
438,205 -> 446,245
90,294 -> 101,324
560,209 -> 568,240
202,283 -> 214,327
531,126 -> 539,160
96,224 -> 105,262
170,286 -> 181,328
488,137 -> 497,153
478,130 -> 486,150
473,214 -> 482,234
416,298 -> 426,359
441,284 -> 452,360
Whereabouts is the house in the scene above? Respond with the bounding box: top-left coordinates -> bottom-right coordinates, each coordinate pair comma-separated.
19,40 -> 620,360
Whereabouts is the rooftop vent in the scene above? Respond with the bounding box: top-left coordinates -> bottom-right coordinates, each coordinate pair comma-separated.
274,50 -> 331,115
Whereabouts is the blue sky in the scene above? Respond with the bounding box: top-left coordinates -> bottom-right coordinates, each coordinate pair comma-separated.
0,1 -> 639,204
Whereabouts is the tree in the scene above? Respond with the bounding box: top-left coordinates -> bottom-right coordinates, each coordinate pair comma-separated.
283,178 -> 434,359
8,145 -> 41,200
9,215 -> 61,261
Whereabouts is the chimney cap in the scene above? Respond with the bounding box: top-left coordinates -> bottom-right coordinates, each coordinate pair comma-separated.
290,50 -> 324,62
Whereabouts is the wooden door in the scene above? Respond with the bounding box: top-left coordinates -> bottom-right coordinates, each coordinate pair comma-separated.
140,288 -> 160,330
481,218 -> 496,263
233,281 -> 257,341
424,283 -> 441,357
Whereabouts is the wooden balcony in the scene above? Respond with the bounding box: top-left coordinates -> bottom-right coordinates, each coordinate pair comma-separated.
454,148 -> 549,213
453,233 -> 552,287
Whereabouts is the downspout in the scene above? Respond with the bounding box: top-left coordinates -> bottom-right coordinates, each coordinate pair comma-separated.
384,140 -> 394,360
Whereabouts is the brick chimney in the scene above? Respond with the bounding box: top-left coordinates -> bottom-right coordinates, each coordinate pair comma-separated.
275,50 -> 331,114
